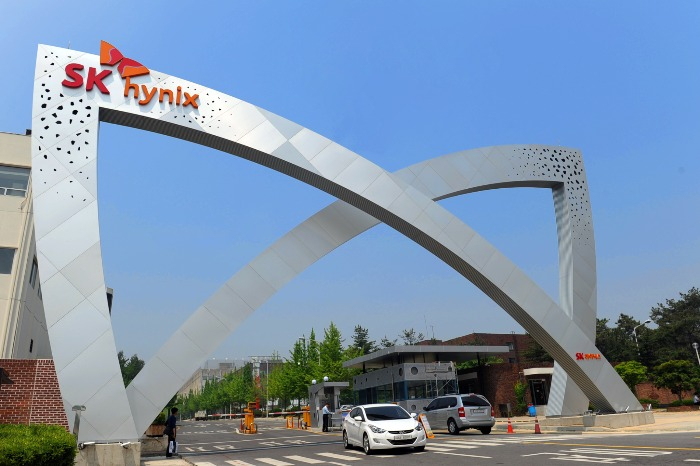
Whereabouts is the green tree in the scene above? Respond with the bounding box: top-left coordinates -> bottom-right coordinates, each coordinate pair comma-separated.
647,288 -> 700,367
380,335 -> 397,348
521,334 -> 553,364
514,381 -> 527,415
307,329 -> 320,380
399,328 -> 425,346
652,360 -> 700,403
118,351 -> 145,387
320,322 -> 348,382
287,338 -> 309,405
457,356 -> 503,370
614,361 -> 648,396
351,325 -> 377,355
268,364 -> 292,410
595,316 -> 638,364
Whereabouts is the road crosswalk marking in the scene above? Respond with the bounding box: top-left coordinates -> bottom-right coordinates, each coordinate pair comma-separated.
193,462 -> 218,466
439,441 -> 480,449
564,448 -> 672,457
316,452 -> 363,461
225,461 -> 255,466
446,440 -> 502,447
256,458 -> 294,466
435,451 -> 492,459
426,445 -> 457,452
283,455 -> 325,464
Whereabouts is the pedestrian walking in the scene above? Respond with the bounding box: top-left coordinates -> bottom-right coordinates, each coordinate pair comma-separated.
164,407 -> 178,457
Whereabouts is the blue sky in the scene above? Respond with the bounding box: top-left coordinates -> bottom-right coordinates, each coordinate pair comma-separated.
2,1 -> 699,364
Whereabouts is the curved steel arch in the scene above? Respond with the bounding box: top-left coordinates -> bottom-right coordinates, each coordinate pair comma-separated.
31,45 -> 640,442
127,145 -> 593,432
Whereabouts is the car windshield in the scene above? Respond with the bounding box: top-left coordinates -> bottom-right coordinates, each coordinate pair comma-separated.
364,406 -> 411,421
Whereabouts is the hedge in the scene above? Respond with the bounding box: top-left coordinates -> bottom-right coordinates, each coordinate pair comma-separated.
0,424 -> 76,466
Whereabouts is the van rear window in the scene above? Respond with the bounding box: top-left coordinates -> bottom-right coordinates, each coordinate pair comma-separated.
461,395 -> 490,407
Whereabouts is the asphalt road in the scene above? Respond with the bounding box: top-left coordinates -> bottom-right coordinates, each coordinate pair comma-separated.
176,418 -> 700,465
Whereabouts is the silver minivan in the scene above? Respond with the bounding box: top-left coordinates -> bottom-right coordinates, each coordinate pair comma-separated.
422,394 -> 495,434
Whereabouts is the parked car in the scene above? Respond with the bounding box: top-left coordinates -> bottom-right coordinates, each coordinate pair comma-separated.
343,404 -> 427,454
422,393 -> 495,434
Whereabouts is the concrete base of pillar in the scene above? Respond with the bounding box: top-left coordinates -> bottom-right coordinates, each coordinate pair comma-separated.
543,411 -> 655,429
140,436 -> 168,457
74,442 -> 141,466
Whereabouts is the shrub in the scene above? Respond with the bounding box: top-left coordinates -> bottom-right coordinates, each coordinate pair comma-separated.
668,399 -> 694,407
152,410 -> 167,425
638,398 -> 660,409
0,424 -> 76,466
513,381 -> 527,415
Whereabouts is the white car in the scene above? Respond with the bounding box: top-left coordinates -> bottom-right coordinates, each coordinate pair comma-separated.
343,404 -> 427,454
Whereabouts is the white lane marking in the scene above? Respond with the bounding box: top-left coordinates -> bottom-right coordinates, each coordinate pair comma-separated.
523,453 -> 566,457
435,451 -> 492,459
446,440 -> 503,446
284,455 -> 325,464
438,442 -> 480,449
564,448 -> 672,457
426,445 -> 457,452
194,463 -> 218,466
343,450 -> 366,455
226,461 -> 256,465
552,455 -> 629,463
213,444 -> 235,450
684,460 -> 700,462
256,459 -> 294,466
316,452 -> 363,461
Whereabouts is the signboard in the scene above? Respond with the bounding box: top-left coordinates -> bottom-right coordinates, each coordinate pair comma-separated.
418,413 -> 434,439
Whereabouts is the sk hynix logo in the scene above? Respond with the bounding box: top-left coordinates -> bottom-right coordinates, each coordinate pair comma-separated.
61,41 -> 199,108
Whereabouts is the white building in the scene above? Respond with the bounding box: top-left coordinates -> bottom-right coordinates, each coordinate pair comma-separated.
0,131 -> 50,359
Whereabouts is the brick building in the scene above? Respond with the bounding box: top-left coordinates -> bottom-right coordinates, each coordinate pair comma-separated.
0,359 -> 67,428
425,332 -> 554,415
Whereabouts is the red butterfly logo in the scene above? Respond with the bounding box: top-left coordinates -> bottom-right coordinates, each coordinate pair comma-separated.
100,41 -> 149,78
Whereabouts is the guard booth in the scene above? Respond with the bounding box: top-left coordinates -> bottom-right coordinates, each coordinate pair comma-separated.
308,381 -> 349,429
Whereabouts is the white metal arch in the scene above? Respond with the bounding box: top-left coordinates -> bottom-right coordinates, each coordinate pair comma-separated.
31,45 -> 640,441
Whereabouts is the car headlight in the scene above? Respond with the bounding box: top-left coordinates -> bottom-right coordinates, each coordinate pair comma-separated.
368,424 -> 386,434
414,424 -> 423,431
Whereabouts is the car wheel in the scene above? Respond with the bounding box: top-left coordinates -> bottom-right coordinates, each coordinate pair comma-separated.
414,445 -> 425,452
480,427 -> 491,435
363,433 -> 372,455
447,418 -> 459,435
343,430 -> 351,449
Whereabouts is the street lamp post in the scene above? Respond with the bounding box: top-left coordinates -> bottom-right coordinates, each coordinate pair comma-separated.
692,343 -> 700,366
632,320 -> 652,355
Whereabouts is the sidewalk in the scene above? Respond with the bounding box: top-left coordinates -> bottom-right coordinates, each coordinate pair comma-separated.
494,410 -> 700,434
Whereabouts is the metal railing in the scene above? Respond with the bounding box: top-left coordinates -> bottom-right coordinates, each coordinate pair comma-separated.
0,187 -> 27,197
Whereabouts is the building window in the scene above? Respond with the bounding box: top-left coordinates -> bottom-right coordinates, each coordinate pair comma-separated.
507,342 -> 515,351
0,165 -> 30,197
0,248 -> 15,274
29,257 -> 38,288
508,357 -> 516,364
37,284 -> 42,300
